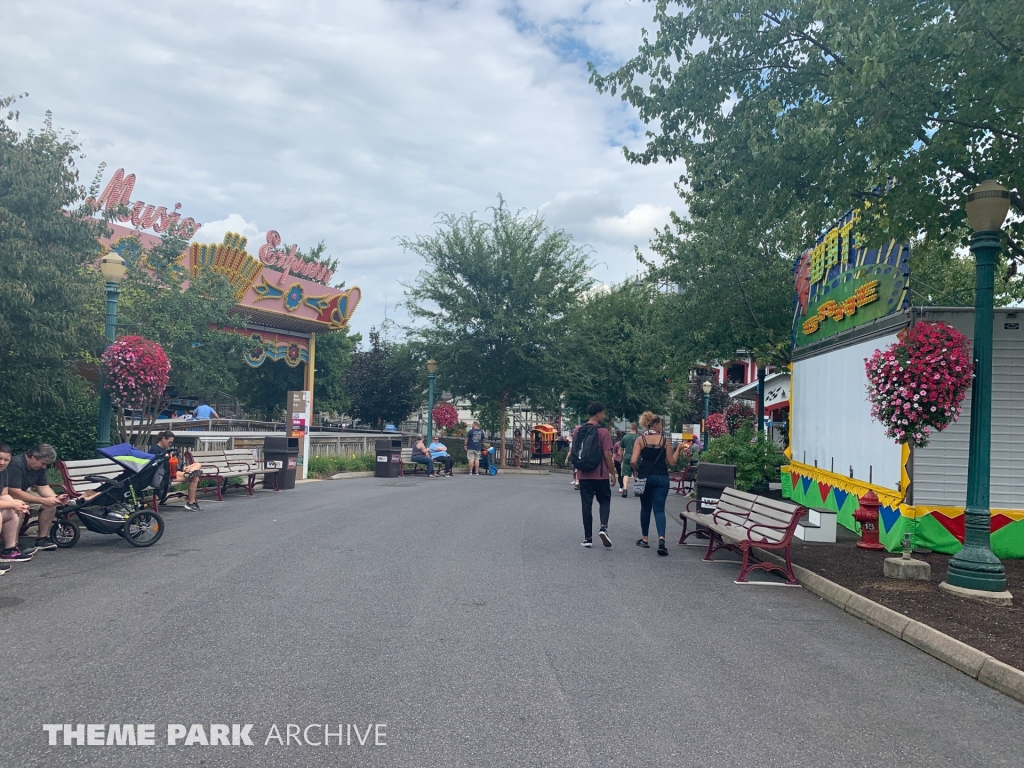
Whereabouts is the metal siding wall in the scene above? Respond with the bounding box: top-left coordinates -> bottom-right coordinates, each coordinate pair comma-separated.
792,333 -> 903,490
914,310 -> 1024,508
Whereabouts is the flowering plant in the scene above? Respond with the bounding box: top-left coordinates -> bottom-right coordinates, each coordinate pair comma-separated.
705,412 -> 728,438
101,335 -> 171,409
432,402 -> 459,431
724,401 -> 755,434
864,321 -> 972,448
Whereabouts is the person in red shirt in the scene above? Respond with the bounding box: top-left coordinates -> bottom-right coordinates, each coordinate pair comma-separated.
573,401 -> 617,548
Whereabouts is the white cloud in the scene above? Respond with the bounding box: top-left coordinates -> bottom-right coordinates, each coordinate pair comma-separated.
195,214 -> 266,248
0,0 -> 683,337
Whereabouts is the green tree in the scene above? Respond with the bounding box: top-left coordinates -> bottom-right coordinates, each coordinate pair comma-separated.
402,198 -> 592,465
115,235 -> 240,402
562,282 -> 670,421
0,99 -> 106,410
345,328 -> 420,428
646,205 -> 797,371
591,0 -> 1024,270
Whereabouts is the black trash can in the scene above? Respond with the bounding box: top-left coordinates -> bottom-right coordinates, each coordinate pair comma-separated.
695,462 -> 736,512
375,438 -> 402,478
264,436 -> 299,490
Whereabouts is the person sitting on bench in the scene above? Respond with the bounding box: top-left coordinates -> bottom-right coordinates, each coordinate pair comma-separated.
410,436 -> 436,477
428,438 -> 454,477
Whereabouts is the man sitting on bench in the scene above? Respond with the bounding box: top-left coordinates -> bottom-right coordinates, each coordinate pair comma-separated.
0,443 -> 34,564
5,444 -> 68,552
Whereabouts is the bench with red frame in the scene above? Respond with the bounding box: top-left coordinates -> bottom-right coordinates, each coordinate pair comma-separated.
185,449 -> 280,501
678,487 -> 806,585
670,465 -> 696,495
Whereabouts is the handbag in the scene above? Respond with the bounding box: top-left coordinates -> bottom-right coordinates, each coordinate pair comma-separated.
632,477 -> 647,497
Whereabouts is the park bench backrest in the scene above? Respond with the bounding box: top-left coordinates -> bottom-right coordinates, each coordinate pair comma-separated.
744,497 -> 805,544
714,488 -> 757,526
223,449 -> 258,470
57,458 -> 123,496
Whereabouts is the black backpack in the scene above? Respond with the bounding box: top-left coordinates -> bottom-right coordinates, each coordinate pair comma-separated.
570,423 -> 604,472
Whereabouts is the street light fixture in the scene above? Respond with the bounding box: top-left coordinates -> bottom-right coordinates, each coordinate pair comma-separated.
702,380 -> 713,448
97,253 -> 127,448
942,177 -> 1011,598
426,359 -> 438,444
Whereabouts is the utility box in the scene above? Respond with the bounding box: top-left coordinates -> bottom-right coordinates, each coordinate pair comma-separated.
375,438 -> 402,478
265,436 -> 299,490
695,463 -> 736,512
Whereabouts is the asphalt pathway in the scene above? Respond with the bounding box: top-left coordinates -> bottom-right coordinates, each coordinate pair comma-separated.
2,472 -> 1024,767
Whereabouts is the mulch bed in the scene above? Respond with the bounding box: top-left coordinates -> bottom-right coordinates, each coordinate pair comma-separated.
789,528 -> 1024,670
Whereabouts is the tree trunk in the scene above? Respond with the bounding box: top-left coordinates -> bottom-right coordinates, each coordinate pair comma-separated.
499,396 -> 507,467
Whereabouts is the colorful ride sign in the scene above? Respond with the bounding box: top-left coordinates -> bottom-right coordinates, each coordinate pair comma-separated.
792,208 -> 910,348
181,232 -> 360,334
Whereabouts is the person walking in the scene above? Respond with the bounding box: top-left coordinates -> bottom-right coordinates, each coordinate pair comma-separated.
572,401 -> 616,548
464,421 -> 485,476
410,436 -> 437,477
631,412 -> 684,556
619,422 -> 639,498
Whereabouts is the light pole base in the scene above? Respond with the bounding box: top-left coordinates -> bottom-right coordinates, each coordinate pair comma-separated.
939,581 -> 1013,607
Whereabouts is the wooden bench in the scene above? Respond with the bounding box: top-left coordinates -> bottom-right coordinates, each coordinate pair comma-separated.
400,448 -> 429,476
678,487 -> 806,585
56,457 -> 161,511
222,448 -> 280,493
185,450 -> 261,501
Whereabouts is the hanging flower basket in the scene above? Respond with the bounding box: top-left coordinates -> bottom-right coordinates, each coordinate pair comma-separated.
705,412 -> 728,438
864,321 -> 973,448
432,402 -> 459,431
101,335 -> 171,410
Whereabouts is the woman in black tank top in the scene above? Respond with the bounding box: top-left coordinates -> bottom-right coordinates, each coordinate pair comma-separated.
630,412 -> 685,555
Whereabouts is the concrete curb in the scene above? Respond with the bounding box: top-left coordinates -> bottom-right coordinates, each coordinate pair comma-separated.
752,548 -> 1024,705
324,469 -> 550,480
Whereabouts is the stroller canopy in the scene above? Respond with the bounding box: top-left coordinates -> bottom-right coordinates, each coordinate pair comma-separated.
98,443 -> 156,473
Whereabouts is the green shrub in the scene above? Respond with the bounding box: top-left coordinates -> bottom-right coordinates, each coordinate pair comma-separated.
700,425 -> 786,492
551,447 -> 568,467
0,394 -> 99,461
307,452 -> 378,477
436,438 -> 467,467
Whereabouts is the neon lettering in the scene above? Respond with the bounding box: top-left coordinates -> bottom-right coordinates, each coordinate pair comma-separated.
94,169 -> 201,239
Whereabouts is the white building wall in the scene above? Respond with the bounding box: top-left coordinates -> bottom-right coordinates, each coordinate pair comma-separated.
912,309 -> 1024,508
792,333 -> 904,490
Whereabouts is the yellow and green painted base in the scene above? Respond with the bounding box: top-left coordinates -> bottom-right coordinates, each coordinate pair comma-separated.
783,459 -> 1024,559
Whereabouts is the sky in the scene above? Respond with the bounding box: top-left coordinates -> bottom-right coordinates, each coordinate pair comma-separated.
0,0 -> 684,339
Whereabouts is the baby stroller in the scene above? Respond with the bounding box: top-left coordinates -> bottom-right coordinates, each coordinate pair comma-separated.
50,443 -> 167,548
479,446 -> 498,476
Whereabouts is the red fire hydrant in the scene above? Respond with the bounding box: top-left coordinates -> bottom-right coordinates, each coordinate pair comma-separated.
853,490 -> 886,550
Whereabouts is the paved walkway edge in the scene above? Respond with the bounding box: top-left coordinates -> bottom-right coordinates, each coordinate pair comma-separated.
326,469 -> 550,480
752,548 -> 1024,705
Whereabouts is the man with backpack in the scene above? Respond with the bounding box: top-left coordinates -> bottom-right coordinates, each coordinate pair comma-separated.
571,401 -> 617,548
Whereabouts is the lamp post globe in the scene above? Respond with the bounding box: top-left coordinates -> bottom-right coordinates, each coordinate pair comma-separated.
97,253 -> 127,449
426,359 -> 437,444
943,178 -> 1010,597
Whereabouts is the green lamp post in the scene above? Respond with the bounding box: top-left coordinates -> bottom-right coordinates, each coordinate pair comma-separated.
942,178 -> 1011,597
702,380 -> 712,448
426,359 -> 437,444
96,252 -> 127,448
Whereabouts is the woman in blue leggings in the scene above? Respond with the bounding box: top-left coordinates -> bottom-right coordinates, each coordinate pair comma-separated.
631,412 -> 685,556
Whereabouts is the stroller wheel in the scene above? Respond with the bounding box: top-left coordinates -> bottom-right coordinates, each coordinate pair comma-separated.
50,520 -> 80,548
123,510 -> 164,547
